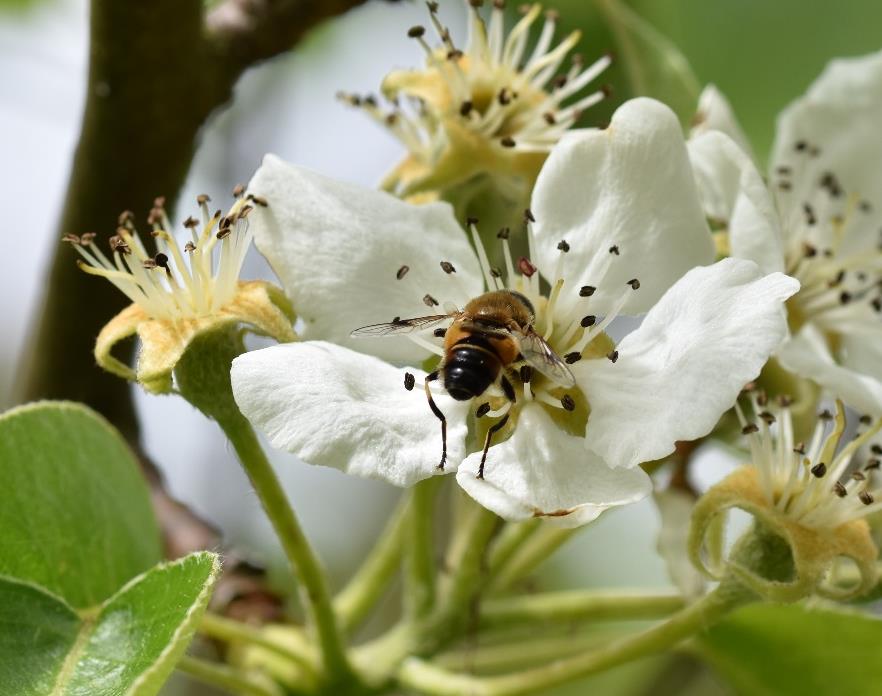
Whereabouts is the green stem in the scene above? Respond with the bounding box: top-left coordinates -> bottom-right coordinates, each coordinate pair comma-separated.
480,589 -> 685,628
405,478 -> 442,620
177,655 -> 285,696
175,330 -> 355,686
397,580 -> 752,696
488,526 -> 576,591
484,520 -> 540,583
199,613 -> 316,673
333,495 -> 409,634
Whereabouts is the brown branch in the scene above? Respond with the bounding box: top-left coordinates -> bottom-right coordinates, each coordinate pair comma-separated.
15,0 -> 368,619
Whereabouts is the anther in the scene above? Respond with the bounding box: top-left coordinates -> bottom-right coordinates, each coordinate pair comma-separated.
183,216 -> 199,228
216,226 -> 232,239
833,481 -> 848,497
433,328 -> 446,338
118,210 -> 134,225
196,194 -> 211,205
543,112 -> 556,125
153,196 -> 167,209
518,257 -> 537,277
62,234 -> 80,245
564,351 -> 582,364
460,101 -> 473,117
860,491 -> 875,505
500,136 -> 516,148
476,402 -> 491,418
560,394 -> 576,411
609,245 -> 620,255
404,372 -> 416,391
519,365 -> 533,383
580,315 -> 596,327
524,209 -> 535,223
802,243 -> 817,258
408,25 -> 426,38
795,140 -> 808,152
819,409 -> 834,421
557,240 -> 570,252
839,291 -> 852,305
866,459 -> 881,470
627,278 -> 640,290
872,444 -> 882,455
246,194 -> 268,207
447,49 -> 464,61
742,423 -> 759,435
440,260 -> 456,274
811,462 -> 827,478
80,232 -> 96,244
184,241 -> 196,253
154,253 -> 171,273
607,350 -> 619,363
423,294 -> 439,307
428,1 -> 440,11
497,227 -> 510,240
109,235 -> 130,254
466,216 -> 479,226
759,411 -> 776,425
852,471 -> 866,481
396,265 -> 410,280
793,441 -> 806,455
579,285 -> 596,297
551,75 -> 567,89
777,394 -> 793,407
232,184 -> 246,197
498,88 -> 512,105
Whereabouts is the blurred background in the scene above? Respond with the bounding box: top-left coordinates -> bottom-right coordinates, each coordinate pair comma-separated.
2,0 -> 881,693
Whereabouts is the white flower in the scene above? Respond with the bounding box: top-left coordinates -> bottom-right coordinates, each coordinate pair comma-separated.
68,191 -> 295,393
687,51 -> 882,415
339,1 -> 611,198
231,98 -> 798,526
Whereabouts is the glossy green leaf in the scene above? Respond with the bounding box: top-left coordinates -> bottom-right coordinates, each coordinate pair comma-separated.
0,552 -> 220,696
698,604 -> 882,695
0,402 -> 162,609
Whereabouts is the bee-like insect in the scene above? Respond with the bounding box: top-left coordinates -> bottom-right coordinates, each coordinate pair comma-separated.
351,289 -> 575,478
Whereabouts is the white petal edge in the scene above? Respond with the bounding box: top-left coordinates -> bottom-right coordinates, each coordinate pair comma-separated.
777,324 -> 882,417
530,98 -> 714,317
247,155 -> 484,365
578,258 -> 800,468
690,84 -> 755,161
455,405 -> 652,528
687,131 -> 786,275
231,341 -> 470,487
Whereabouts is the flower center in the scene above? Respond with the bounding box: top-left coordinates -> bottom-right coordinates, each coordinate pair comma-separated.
65,190 -> 258,322
773,142 -> 882,339
736,388 -> 882,529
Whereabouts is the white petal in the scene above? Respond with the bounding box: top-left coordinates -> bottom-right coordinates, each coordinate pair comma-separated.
841,330 -> 882,384
578,258 -> 799,468
530,98 -> 714,316
690,84 -> 754,161
247,155 -> 484,364
231,341 -> 470,487
772,51 -> 882,254
455,405 -> 652,527
653,487 -> 706,599
777,325 -> 882,417
687,131 -> 786,275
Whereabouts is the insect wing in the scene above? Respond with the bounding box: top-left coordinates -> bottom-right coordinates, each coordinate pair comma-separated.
518,330 -> 577,387
350,314 -> 452,337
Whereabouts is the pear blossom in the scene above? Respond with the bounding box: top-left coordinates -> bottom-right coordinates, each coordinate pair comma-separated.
339,1 -> 612,199
67,191 -> 295,393
231,98 -> 798,526
690,393 -> 881,600
687,51 -> 882,415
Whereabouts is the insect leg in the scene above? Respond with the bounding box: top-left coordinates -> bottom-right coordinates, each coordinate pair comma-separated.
500,374 -> 516,403
478,413 -> 510,480
425,371 -> 447,470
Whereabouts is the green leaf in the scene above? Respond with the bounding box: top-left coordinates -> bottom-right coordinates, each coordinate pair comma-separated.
698,604 -> 882,695
0,402 -> 162,608
594,0 -> 701,124
0,552 -> 220,696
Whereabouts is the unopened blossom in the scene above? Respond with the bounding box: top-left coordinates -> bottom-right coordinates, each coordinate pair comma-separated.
690,394 -> 881,601
232,98 -> 798,527
688,50 -> 882,416
339,1 -> 612,201
68,191 -> 295,393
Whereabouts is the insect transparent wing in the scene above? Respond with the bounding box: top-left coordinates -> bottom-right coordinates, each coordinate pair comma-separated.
350,314 -> 452,337
518,330 -> 577,387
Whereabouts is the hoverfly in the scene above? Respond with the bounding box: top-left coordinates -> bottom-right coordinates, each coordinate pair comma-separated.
351,289 -> 575,478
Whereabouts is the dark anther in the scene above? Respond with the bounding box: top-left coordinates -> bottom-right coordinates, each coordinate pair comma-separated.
557,240 -> 570,252
840,291 -> 852,305
237,206 -> 253,220
408,25 -> 426,38
607,350 -> 619,363
154,253 -> 170,270
404,372 -> 416,391
466,216 -> 479,226
490,267 -> 502,278
564,351 -> 582,364
873,298 -> 882,313
216,226 -> 232,239
184,241 -> 196,253
183,216 -> 199,228
428,1 -> 440,11
819,409 -> 834,421
866,459 -> 881,470
447,49 -> 464,61
396,265 -> 410,280
497,227 -> 510,240
872,444 -> 882,455
861,414 -> 874,425
524,208 -> 535,223
247,193 -> 268,207
777,394 -> 793,407
543,112 -> 556,125
440,260 -> 456,274
392,316 -> 403,324
493,0 -> 505,8
433,327 -> 447,338
460,100 -> 474,117
109,235 -> 131,254
62,234 -> 80,245
232,184 -> 246,197
498,88 -> 512,105
552,74 -> 567,89
79,232 -> 96,244
609,245 -> 620,255
627,278 -> 640,290
759,411 -> 776,425
560,394 -> 576,411
500,136 -> 516,148
860,491 -> 875,505
423,294 -> 439,307
795,140 -> 808,152
580,315 -> 596,327
833,481 -> 848,497
196,194 -> 211,205
811,462 -> 827,478
802,242 -> 817,258
742,423 -> 759,434
852,471 -> 866,481
803,203 -> 817,225
776,166 -> 792,176
518,257 -> 537,277
519,365 -> 533,383
476,402 -> 491,418
579,285 -> 596,297
793,441 -> 806,455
